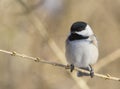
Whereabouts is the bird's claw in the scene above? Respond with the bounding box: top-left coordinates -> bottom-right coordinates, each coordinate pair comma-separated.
90,70 -> 94,78
70,64 -> 74,72
89,65 -> 94,78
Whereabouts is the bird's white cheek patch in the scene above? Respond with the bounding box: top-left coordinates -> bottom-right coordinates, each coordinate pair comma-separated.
75,31 -> 87,36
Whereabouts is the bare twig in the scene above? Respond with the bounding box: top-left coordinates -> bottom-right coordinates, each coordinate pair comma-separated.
0,49 -> 120,82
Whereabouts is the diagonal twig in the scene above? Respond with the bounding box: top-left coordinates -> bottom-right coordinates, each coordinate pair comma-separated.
94,49 -> 120,72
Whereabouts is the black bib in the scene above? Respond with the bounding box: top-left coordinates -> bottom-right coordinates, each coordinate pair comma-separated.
68,33 -> 89,41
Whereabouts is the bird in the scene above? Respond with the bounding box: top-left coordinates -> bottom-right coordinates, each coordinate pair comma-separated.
65,21 -> 99,78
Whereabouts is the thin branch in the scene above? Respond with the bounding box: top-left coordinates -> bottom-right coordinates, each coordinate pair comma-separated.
0,49 -> 120,82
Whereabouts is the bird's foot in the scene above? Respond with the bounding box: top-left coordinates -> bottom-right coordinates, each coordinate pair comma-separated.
70,64 -> 74,72
90,70 -> 94,78
89,65 -> 94,78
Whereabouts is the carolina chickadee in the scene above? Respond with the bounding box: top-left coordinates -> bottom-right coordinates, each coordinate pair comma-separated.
65,21 -> 99,78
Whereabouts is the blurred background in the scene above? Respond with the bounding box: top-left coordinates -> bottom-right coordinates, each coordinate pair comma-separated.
0,0 -> 120,89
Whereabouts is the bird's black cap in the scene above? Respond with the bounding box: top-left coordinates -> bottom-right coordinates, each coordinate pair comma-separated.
70,21 -> 87,32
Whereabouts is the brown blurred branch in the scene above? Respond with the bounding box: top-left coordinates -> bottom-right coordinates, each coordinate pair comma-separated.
0,49 -> 120,82
17,0 -> 66,63
16,0 -> 89,89
94,49 -> 120,72
17,0 -> 44,14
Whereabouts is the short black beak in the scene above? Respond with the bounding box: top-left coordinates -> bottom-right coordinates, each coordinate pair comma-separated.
71,31 -> 76,34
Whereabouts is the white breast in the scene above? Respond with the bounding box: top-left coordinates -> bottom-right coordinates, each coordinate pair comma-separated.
65,39 -> 99,68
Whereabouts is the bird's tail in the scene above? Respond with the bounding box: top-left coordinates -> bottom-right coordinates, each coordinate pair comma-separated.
77,71 -> 90,77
